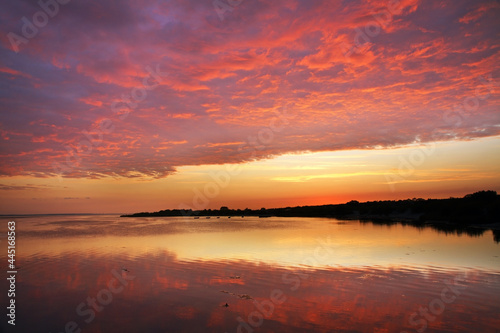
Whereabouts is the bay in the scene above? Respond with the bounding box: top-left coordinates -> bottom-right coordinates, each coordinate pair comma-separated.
1,215 -> 499,332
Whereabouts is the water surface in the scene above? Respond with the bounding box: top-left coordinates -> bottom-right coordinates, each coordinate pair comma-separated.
1,215 -> 499,332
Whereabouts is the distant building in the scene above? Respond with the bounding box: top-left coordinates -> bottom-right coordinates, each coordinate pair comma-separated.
220,206 -> 229,211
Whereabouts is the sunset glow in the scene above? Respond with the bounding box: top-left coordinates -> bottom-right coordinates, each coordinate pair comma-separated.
1,0 -> 499,213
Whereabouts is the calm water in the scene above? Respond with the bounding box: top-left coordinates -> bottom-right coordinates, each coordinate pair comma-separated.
1,215 -> 499,333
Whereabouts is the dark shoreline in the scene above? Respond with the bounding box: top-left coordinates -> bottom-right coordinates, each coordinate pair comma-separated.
122,191 -> 499,239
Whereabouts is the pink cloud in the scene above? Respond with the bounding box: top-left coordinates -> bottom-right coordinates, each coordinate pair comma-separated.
0,0 -> 498,179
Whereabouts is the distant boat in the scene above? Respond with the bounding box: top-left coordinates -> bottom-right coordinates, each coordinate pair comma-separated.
194,217 -> 199,219
217,216 -> 220,219
228,216 -> 231,219
206,217 -> 211,219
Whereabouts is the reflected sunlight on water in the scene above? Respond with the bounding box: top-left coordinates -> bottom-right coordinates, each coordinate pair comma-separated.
0,215 -> 499,332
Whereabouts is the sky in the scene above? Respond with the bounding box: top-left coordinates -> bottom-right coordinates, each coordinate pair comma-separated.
0,0 -> 499,214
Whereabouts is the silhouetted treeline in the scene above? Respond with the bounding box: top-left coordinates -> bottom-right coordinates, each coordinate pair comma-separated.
122,190 -> 500,227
